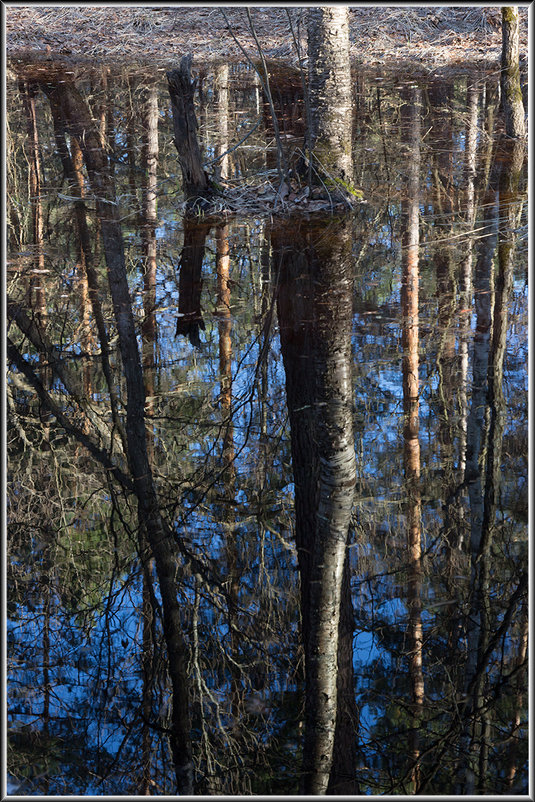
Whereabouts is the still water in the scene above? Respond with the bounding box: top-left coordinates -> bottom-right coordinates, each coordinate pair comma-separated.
6,59 -> 528,795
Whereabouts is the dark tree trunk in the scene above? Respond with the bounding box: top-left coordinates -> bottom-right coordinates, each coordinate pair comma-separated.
167,55 -> 211,207
175,221 -> 211,347
455,152 -> 501,796
273,216 -> 358,795
501,8 -> 525,138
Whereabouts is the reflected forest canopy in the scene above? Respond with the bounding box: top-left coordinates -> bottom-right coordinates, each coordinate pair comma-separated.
6,6 -> 528,797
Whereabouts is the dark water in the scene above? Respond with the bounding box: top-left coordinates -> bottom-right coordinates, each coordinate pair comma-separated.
6,60 -> 528,795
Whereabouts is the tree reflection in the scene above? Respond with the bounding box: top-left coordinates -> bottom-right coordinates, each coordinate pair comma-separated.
6,59 -> 528,796
273,215 -> 358,794
400,84 -> 424,792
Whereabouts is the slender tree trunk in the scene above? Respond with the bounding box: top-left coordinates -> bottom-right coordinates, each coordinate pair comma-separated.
457,85 -> 480,495
501,7 -> 525,138
141,81 -> 159,355
505,599 -> 528,790
20,80 -> 47,332
215,64 -> 230,182
47,92 -> 127,455
139,81 -> 160,796
216,223 -> 241,731
401,86 -> 424,792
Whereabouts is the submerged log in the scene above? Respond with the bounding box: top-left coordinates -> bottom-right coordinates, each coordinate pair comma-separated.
167,55 -> 212,210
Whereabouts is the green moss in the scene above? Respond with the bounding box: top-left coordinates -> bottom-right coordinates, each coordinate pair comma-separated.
324,174 -> 363,200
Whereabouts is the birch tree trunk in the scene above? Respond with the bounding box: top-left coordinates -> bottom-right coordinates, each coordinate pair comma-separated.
307,8 -> 353,192
501,8 -> 525,138
215,64 -> 230,182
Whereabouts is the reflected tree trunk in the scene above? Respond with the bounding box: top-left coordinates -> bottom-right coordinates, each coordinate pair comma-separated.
20,80 -> 47,332
215,223 -> 240,730
139,80 -> 160,796
429,81 -> 457,533
455,153 -> 500,797
41,78 -> 194,795
141,81 -> 159,358
273,216 -> 358,795
457,85 -> 480,501
505,598 -> 528,790
47,88 -> 127,456
70,135 -> 94,415
471,137 -> 526,794
175,221 -> 211,347
400,86 -> 424,792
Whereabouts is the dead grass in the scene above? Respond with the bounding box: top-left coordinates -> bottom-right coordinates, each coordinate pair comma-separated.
5,6 -> 529,71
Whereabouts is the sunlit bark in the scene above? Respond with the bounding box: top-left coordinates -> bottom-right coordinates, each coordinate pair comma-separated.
215,64 -> 230,182
401,86 -> 424,792
274,216 -> 358,795
307,8 -> 353,190
501,8 -> 525,138
457,85 -> 480,489
141,80 -> 159,359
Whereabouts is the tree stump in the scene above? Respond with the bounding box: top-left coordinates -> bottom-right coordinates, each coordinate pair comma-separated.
167,55 -> 212,209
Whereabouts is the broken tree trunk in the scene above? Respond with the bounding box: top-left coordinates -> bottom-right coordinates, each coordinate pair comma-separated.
167,55 -> 212,210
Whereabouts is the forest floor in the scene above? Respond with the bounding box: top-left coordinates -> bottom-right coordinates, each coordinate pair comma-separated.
5,5 -> 530,75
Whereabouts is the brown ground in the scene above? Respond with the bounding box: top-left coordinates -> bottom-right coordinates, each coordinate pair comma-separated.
4,5 -> 529,74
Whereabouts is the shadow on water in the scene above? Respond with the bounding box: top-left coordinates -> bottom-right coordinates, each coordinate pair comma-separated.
6,56 -> 528,795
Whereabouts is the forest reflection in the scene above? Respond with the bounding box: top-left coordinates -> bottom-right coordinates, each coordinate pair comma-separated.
6,58 -> 527,795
